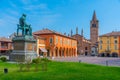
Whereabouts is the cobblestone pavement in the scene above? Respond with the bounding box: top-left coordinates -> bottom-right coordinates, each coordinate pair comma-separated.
53,56 -> 120,67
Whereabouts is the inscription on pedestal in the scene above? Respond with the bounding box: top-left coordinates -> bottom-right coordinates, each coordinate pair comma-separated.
14,42 -> 24,50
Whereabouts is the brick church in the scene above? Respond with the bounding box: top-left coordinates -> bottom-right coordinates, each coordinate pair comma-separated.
72,11 -> 99,56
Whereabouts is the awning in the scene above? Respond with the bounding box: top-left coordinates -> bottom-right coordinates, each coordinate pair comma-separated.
0,48 -> 9,51
39,48 -> 47,52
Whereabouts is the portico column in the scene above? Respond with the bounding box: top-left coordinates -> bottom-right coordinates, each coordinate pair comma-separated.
64,49 -> 66,57
68,49 -> 69,57
57,48 -> 59,57
75,49 -> 77,57
53,49 -> 55,57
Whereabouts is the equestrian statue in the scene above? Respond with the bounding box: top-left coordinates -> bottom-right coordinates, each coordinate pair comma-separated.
17,14 -> 32,36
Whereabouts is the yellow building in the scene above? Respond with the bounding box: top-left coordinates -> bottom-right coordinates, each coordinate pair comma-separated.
33,29 -> 77,57
99,31 -> 120,57
33,35 -> 47,57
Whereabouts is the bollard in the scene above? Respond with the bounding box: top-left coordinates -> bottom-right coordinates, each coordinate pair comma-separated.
106,60 -> 108,66
79,60 -> 81,63
4,68 -> 8,74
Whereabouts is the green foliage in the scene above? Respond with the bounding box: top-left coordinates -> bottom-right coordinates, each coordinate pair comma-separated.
17,62 -> 25,71
32,58 -> 41,71
0,56 -> 7,62
25,58 -> 32,71
32,58 -> 41,64
32,58 -> 50,71
41,57 -> 51,62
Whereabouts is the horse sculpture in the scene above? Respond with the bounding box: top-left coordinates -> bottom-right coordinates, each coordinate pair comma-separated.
17,14 -> 32,36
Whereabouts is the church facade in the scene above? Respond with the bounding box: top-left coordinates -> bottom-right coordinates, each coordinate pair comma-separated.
72,27 -> 91,56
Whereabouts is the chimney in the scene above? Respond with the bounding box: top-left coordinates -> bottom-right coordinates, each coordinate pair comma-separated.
64,32 -> 66,35
76,27 -> 78,34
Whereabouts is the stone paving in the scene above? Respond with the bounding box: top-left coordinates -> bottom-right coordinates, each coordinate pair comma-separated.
53,56 -> 120,67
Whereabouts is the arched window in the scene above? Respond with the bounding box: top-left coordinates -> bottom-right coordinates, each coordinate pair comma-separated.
85,47 -> 87,50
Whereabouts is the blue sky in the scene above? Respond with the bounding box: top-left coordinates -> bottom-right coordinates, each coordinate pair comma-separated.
0,0 -> 120,39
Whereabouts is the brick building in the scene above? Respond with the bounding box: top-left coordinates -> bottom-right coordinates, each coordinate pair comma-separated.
0,37 -> 13,55
72,27 -> 91,56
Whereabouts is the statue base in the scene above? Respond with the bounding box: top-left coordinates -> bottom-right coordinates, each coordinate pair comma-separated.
10,36 -> 37,62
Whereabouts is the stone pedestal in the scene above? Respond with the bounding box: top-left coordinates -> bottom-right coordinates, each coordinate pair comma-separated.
10,36 -> 37,62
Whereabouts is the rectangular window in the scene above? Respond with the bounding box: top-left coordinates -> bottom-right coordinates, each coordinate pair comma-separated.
68,40 -> 69,45
60,38 -> 62,44
100,40 -> 102,44
114,45 -> 117,50
56,36 -> 58,44
49,37 -> 53,44
114,40 -> 117,44
100,45 -> 102,50
107,45 -> 110,50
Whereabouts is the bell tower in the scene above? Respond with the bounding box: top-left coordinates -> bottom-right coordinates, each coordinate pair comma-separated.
90,11 -> 99,46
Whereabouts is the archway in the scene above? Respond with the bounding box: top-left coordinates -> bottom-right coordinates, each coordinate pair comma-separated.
112,52 -> 118,57
85,52 -> 88,56
62,48 -> 65,57
101,53 -> 105,57
106,53 -> 110,57
55,47 -> 58,57
59,47 -> 62,57
66,48 -> 68,57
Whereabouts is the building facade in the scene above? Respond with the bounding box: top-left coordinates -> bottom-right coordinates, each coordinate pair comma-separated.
99,31 -> 120,57
72,28 -> 91,56
0,37 -> 13,55
33,35 -> 47,57
34,29 -> 77,57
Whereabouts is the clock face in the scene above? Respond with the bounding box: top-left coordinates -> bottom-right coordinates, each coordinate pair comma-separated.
92,24 -> 96,27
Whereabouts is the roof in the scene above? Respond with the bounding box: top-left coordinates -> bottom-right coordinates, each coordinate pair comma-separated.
33,34 -> 46,40
72,34 -> 83,37
99,31 -> 120,37
33,28 -> 76,40
72,34 -> 91,43
0,37 -> 12,42
33,28 -> 64,35
92,11 -> 97,21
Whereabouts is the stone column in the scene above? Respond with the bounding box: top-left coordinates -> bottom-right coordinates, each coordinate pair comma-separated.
53,49 -> 55,57
57,48 -> 59,57
63,49 -> 66,57
75,49 -> 77,57
68,49 -> 69,57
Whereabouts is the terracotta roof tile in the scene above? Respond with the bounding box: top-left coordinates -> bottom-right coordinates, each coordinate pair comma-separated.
0,37 -> 12,42
33,28 -> 76,40
33,29 -> 54,34
100,31 -> 120,37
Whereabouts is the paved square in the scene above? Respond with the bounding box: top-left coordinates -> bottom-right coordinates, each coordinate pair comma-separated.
54,56 -> 120,67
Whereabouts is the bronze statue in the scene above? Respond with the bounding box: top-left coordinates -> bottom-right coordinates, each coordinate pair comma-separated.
17,14 -> 32,36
